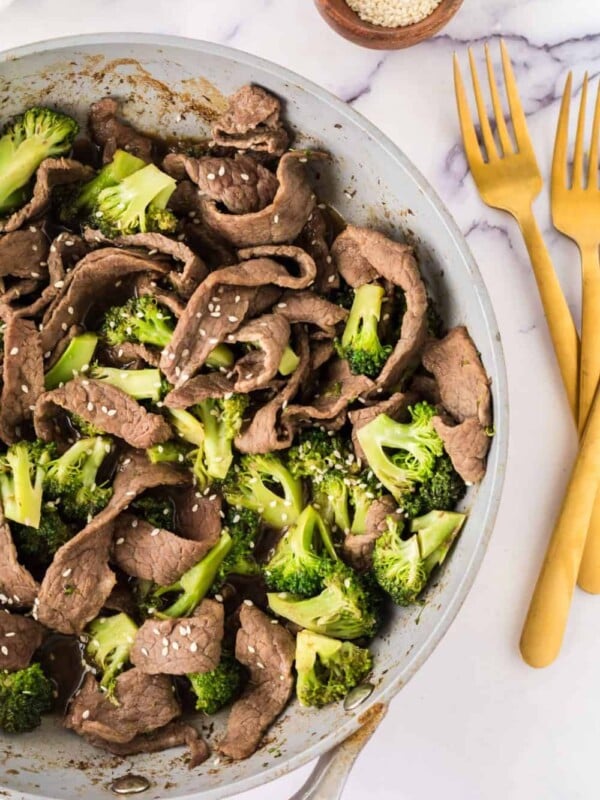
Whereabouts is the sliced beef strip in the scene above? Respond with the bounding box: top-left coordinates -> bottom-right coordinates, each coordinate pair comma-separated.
284,358 -> 372,431
36,454 -> 189,634
88,97 -> 154,164
83,228 -> 207,300
87,721 -> 209,767
65,669 -> 180,744
14,233 -> 88,320
171,487 -> 222,545
133,273 -> 186,318
212,84 -> 289,156
0,278 -> 41,305
34,378 -> 172,450
422,327 -> 492,427
349,392 -> 415,462
433,416 -> 490,484
219,604 -> 295,760
1,158 -> 93,233
274,290 -> 347,338
198,152 -> 318,248
111,513 -> 211,586
131,599 -> 223,675
168,181 -> 237,270
164,372 -> 237,409
0,229 -> 49,279
408,373 -> 441,406
103,580 -> 137,616
99,341 -> 160,369
0,315 -> 45,444
296,207 -> 338,293
332,225 -> 428,389
228,313 -> 290,394
160,251 -> 316,385
164,152 -> 278,214
39,248 -> 168,354
0,508 -> 39,608
0,612 -> 46,671
36,516 -> 117,635
343,495 -> 400,573
235,329 -> 310,454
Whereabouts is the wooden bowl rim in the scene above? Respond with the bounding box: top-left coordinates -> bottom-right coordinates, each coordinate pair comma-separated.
315,0 -> 464,47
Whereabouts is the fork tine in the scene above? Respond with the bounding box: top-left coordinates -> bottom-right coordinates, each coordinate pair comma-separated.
453,54 -> 484,170
468,48 -> 498,161
484,44 -> 514,155
573,73 -> 589,188
587,80 -> 600,189
553,72 -> 573,193
499,40 -> 533,151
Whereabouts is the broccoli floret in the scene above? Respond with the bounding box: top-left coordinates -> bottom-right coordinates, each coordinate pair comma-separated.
356,403 -> 445,504
130,493 -> 175,531
268,562 -> 381,640
0,440 -> 55,528
214,507 -> 262,588
335,283 -> 392,378
400,453 -> 466,519
89,364 -> 168,402
85,613 -> 139,694
44,436 -> 113,523
278,345 -> 300,376
100,295 -> 233,369
264,504 -> 337,595
69,414 -> 105,437
287,429 -> 358,533
372,510 -> 465,605
92,162 -> 177,237
151,531 -> 233,618
59,149 -> 145,224
12,502 -> 73,568
295,630 -> 372,708
44,332 -> 98,390
223,453 -> 303,530
101,295 -> 175,350
0,663 -> 54,733
188,653 -> 244,715
146,441 -> 191,465
194,395 -> 248,481
0,107 -> 78,214
348,475 -> 384,535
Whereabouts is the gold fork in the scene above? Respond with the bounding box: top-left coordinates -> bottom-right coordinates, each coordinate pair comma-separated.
453,41 -> 579,416
551,73 -> 600,594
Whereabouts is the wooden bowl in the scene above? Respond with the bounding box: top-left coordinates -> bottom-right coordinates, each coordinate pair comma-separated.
314,0 -> 464,49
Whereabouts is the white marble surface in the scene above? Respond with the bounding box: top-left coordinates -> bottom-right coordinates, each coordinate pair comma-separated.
3,1 -> 600,798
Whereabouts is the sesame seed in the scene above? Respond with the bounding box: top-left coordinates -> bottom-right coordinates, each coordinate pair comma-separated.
21,384 -> 28,394
243,599 -> 254,607
172,642 -> 180,651
1,646 -> 8,656
81,709 -> 90,720
161,647 -> 169,657
273,214 -> 280,224
62,568 -> 72,578
141,647 -> 149,656
256,661 -> 265,669
240,173 -> 249,181
9,347 -> 18,356
115,537 -> 125,545
190,642 -> 198,653
150,528 -> 160,537
207,172 -> 216,181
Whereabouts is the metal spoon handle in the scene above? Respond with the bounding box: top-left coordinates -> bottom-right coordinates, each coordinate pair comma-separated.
287,703 -> 387,800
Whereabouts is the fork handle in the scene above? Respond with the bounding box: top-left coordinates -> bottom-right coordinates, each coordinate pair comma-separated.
578,244 -> 600,431
520,380 -> 600,667
517,208 -> 579,417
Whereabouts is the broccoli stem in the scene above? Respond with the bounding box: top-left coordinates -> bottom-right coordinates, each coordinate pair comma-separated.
338,282 -> 392,377
89,365 -> 164,402
157,531 -> 233,618
44,333 -> 99,390
0,444 -> 47,528
205,344 -> 235,370
278,345 -> 300,376
166,408 -> 205,447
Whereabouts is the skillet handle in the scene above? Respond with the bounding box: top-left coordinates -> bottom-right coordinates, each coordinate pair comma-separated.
287,703 -> 387,800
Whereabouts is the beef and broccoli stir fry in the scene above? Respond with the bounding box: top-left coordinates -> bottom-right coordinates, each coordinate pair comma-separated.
0,84 -> 492,766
